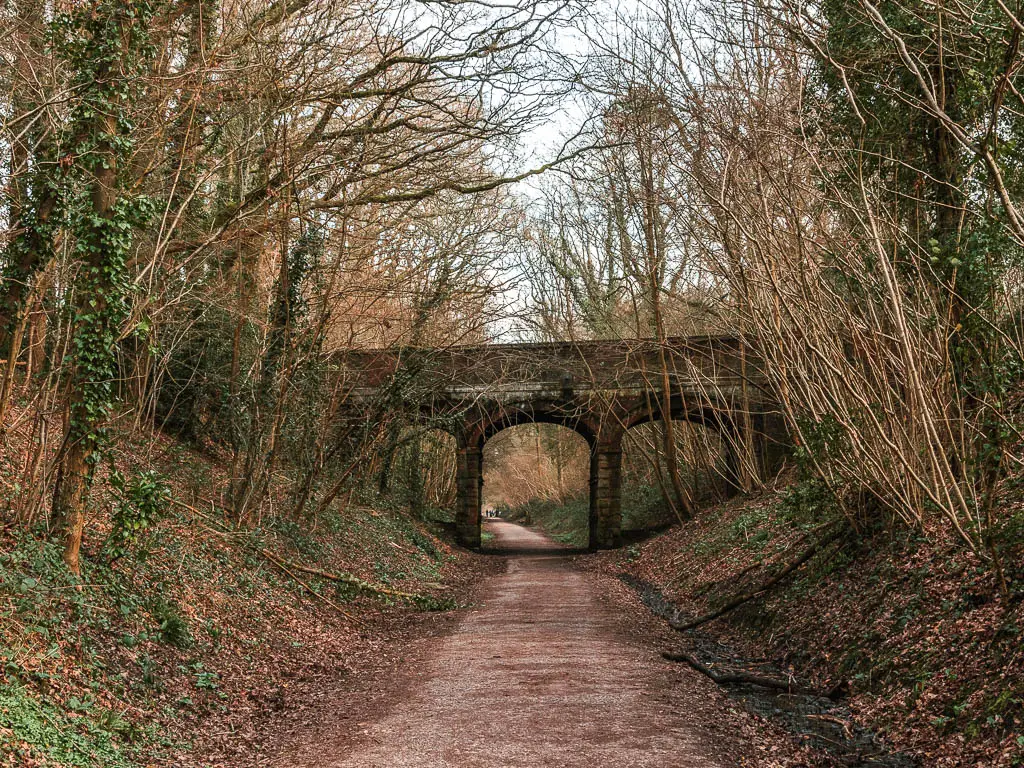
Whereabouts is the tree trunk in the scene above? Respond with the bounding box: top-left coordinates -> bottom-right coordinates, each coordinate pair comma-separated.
637,127 -> 692,520
51,106 -> 118,571
49,0 -> 153,572
51,431 -> 93,572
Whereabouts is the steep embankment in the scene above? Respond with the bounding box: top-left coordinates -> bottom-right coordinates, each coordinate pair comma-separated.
0,422 -> 494,767
590,489 -> 1024,767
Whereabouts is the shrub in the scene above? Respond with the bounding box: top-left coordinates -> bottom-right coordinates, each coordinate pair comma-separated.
102,470 -> 170,563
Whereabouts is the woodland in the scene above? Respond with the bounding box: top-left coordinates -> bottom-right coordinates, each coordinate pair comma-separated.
1,0 -> 1023,764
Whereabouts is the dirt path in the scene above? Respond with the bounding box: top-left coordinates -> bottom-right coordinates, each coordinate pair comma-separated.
265,522 -> 769,767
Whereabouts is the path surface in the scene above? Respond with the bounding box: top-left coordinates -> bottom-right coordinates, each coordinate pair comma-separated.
267,521 -> 748,767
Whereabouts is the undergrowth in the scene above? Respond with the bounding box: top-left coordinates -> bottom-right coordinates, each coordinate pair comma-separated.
0,530 -> 177,765
611,476 -> 1024,766
0,446 -> 464,767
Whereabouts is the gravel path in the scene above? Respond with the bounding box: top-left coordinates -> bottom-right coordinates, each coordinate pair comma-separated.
262,521 -> 755,767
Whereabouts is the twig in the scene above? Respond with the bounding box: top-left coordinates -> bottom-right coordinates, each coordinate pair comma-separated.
261,553 -> 365,627
258,548 -> 424,601
807,713 -> 854,738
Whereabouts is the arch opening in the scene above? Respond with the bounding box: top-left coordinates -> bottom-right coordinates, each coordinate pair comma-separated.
469,406 -> 597,451
384,427 -> 459,519
624,395 -> 784,497
480,423 -> 591,550
620,416 -> 733,536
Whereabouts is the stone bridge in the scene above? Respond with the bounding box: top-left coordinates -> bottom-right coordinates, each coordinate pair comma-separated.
338,336 -> 788,550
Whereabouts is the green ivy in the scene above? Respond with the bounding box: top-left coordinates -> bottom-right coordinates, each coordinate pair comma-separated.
0,680 -> 140,768
52,0 -> 159,468
102,470 -> 170,563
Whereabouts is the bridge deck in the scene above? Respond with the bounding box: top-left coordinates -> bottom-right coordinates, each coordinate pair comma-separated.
334,335 -> 771,405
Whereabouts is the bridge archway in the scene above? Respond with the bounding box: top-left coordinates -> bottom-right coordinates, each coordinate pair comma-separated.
620,411 -> 736,532
622,396 -> 744,497
383,426 -> 459,515
621,393 -> 790,495
454,405 -> 622,549
480,423 -> 591,545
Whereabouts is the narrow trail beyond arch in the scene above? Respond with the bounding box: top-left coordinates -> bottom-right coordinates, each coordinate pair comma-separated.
268,522 -> 768,767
